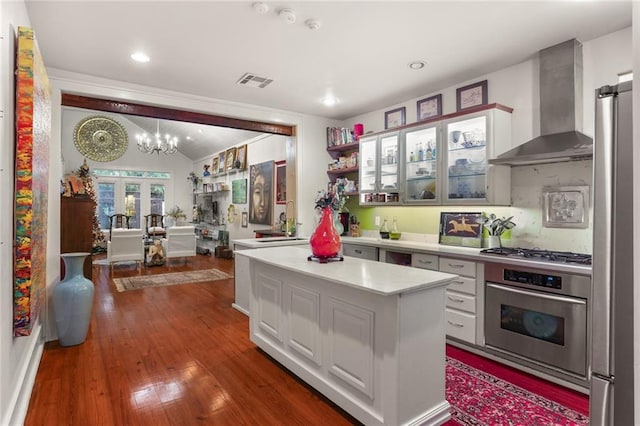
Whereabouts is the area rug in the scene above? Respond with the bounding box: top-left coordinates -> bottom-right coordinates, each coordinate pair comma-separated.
445,355 -> 589,425
112,268 -> 233,292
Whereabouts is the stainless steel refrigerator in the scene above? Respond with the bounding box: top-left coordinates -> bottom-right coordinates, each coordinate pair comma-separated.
591,80 -> 634,425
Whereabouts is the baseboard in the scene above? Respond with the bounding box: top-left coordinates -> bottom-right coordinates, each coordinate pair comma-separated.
2,323 -> 44,426
231,303 -> 249,316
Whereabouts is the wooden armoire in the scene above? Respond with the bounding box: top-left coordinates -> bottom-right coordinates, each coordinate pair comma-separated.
60,196 -> 94,279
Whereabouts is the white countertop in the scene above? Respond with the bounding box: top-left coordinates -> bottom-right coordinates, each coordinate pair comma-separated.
232,237 -> 310,249
341,236 -> 592,276
235,246 -> 458,295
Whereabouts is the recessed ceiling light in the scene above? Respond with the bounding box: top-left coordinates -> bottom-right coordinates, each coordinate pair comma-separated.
253,2 -> 269,14
322,96 -> 338,107
408,61 -> 426,70
131,52 -> 150,63
279,8 -> 296,24
305,19 -> 322,30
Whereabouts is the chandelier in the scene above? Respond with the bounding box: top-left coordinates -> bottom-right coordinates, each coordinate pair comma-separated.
136,120 -> 179,155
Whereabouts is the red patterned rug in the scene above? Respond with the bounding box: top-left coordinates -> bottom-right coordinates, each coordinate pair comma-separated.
445,346 -> 589,425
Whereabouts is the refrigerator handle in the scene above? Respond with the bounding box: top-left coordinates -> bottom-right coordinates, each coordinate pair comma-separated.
590,375 -> 613,425
591,93 -> 614,375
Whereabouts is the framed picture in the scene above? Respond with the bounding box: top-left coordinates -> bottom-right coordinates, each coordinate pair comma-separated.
217,152 -> 226,174
211,156 -> 219,175
384,106 -> 406,129
542,185 -> 589,228
225,147 -> 237,171
232,178 -> 247,204
438,212 -> 483,248
241,211 -> 248,228
417,94 -> 442,121
235,144 -> 247,170
275,160 -> 286,204
456,80 -> 488,111
249,161 -> 274,225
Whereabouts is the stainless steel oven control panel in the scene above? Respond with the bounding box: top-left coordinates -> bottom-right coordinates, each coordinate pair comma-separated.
485,262 -> 590,299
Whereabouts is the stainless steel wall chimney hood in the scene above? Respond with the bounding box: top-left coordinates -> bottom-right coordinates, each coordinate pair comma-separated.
490,39 -> 593,166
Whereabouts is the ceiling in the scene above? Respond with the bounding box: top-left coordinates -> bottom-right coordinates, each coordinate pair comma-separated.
28,1 -> 632,160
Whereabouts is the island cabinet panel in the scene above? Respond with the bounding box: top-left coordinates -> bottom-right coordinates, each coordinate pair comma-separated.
256,274 -> 283,342
246,255 -> 452,426
326,298 -> 375,399
286,285 -> 321,365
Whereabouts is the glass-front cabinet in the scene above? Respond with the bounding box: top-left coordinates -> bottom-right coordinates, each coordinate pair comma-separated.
359,133 -> 400,205
402,124 -> 439,204
357,104 -> 512,206
442,107 -> 511,204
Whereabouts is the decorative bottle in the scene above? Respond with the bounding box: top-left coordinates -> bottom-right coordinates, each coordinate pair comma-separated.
379,218 -> 390,239
426,142 -> 433,160
418,142 -> 425,161
390,217 -> 402,240
53,252 -> 95,346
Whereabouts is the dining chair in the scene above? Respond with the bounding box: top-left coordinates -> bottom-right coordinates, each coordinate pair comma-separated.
108,214 -> 130,240
144,213 -> 166,238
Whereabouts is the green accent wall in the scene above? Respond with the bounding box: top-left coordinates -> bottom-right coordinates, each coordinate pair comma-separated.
344,197 -> 512,237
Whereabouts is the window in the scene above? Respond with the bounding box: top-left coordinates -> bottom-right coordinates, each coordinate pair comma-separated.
97,182 -> 116,229
93,169 -> 173,229
150,184 -> 165,215
125,183 -> 141,228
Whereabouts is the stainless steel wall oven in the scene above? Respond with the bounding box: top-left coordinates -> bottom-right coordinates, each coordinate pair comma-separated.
484,262 -> 590,380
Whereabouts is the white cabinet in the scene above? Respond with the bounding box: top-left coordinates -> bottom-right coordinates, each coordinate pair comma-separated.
360,103 -> 512,206
358,133 -> 401,205
343,243 -> 379,260
402,123 -> 441,204
440,256 -> 479,344
442,106 -> 511,205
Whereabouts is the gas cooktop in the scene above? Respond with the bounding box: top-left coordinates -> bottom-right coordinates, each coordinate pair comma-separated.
480,247 -> 592,265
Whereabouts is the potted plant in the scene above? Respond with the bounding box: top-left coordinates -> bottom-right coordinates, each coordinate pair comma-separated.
478,213 -> 516,248
166,205 -> 187,227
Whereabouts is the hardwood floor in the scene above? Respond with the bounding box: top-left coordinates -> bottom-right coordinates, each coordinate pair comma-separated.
25,254 -> 359,425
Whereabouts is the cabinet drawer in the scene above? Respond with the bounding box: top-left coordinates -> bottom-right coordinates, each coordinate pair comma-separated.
411,253 -> 439,271
439,257 -> 476,277
445,308 -> 476,343
446,276 -> 476,295
445,290 -> 476,314
343,244 -> 378,261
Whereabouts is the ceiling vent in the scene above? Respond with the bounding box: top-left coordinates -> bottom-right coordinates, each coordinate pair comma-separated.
236,73 -> 274,89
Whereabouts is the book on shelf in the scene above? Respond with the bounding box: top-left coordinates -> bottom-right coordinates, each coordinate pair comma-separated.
326,126 -> 356,148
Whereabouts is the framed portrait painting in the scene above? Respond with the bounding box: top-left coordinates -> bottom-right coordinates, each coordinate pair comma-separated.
249,161 -> 273,225
217,152 -> 226,174
211,156 -> 219,175
456,80 -> 488,111
225,147 -> 237,171
235,144 -> 247,170
417,94 -> 442,121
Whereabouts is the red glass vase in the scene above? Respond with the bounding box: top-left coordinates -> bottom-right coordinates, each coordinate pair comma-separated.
310,207 -> 341,260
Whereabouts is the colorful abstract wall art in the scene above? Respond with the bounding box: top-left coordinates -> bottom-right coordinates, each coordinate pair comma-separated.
14,27 -> 51,336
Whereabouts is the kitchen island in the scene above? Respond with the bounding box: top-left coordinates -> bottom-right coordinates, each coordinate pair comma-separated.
232,237 -> 310,315
236,246 -> 458,426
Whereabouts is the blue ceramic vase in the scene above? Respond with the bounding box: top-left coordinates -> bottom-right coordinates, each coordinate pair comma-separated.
53,252 -> 94,346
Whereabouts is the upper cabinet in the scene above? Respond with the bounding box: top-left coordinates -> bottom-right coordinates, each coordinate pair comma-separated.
360,103 -> 512,206
402,123 -> 440,204
442,106 -> 511,205
358,132 -> 400,205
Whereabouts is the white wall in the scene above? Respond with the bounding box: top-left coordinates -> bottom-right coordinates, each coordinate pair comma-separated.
344,27 -> 632,253
192,134 -> 287,241
61,107 -> 195,222
0,3 -> 50,425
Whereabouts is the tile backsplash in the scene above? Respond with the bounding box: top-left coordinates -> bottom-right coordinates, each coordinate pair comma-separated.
509,160 -> 593,253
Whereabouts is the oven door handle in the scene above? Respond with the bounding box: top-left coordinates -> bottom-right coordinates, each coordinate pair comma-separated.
486,283 -> 587,306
